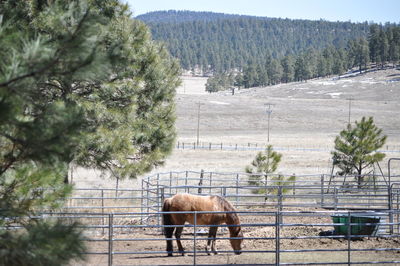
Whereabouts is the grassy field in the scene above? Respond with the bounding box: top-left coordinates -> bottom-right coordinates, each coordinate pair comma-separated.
72,69 -> 400,189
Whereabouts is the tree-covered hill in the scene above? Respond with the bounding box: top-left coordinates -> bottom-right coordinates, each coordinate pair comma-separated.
136,10 -> 254,23
136,10 -> 370,72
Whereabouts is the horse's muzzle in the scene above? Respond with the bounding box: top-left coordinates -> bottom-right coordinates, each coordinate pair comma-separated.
234,250 -> 242,255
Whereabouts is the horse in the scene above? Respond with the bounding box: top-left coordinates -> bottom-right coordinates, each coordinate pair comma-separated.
162,193 -> 243,256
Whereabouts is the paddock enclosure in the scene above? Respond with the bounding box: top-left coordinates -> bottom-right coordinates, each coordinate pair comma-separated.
47,170 -> 400,265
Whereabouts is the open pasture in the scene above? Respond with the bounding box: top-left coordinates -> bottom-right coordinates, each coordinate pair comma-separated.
72,69 -> 400,188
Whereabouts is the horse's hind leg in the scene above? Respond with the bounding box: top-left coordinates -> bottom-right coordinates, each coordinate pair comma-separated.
206,226 -> 218,255
175,226 -> 185,256
164,226 -> 175,256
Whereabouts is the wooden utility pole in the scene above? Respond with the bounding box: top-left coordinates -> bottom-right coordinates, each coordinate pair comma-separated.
265,103 -> 274,142
196,102 -> 204,146
346,97 -> 354,125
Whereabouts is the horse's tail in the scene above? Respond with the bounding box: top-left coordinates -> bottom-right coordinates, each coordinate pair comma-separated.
162,198 -> 174,256
162,198 -> 173,231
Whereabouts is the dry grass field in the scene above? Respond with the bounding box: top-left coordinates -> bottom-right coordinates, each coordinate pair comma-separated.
73,69 -> 400,188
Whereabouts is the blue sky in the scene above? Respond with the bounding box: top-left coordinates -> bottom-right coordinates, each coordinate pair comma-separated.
123,0 -> 399,24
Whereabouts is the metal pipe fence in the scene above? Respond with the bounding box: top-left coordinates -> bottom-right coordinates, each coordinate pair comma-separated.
54,170 -> 400,265
64,171 -> 400,233
36,210 -> 400,266
140,171 -> 400,214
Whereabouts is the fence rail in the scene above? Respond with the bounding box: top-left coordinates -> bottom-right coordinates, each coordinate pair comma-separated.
36,210 -> 400,266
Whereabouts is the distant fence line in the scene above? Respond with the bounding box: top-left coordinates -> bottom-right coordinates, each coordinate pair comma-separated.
175,141 -> 400,153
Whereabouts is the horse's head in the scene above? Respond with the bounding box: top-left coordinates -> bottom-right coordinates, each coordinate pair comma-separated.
229,227 -> 243,255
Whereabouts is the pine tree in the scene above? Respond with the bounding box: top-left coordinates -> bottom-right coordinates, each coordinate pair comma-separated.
368,24 -> 381,64
332,117 -> 387,188
256,64 -> 269,86
268,59 -> 283,85
280,55 -> 294,83
234,72 -> 244,88
243,63 -> 258,88
378,30 -> 389,68
245,145 -> 296,199
245,145 -> 282,189
294,54 -> 311,81
0,0 -> 180,264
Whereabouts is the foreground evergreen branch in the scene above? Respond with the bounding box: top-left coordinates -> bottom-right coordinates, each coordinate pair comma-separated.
0,0 -> 180,264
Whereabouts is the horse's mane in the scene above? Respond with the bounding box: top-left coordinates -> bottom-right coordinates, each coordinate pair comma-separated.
212,195 -> 240,229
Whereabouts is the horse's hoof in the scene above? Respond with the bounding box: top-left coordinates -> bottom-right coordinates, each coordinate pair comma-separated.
167,253 -> 173,257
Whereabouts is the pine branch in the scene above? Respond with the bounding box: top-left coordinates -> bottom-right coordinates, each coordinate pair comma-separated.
0,6 -> 91,89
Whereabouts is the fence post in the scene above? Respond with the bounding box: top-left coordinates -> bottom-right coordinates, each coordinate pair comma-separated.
108,214 -> 114,266
236,174 -> 239,204
334,187 -> 338,211
169,172 -> 172,195
275,211 -> 281,266
185,171 -> 188,193
388,185 -> 394,235
141,179 -> 145,224
321,174 -> 325,208
209,172 -> 213,195
194,211 -> 197,266
101,189 -> 105,234
347,211 -> 351,265
160,187 -> 165,234
198,170 -> 204,194
146,179 -> 150,221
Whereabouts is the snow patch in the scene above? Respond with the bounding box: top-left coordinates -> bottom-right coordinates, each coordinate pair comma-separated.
326,92 -> 343,98
209,101 -> 230,105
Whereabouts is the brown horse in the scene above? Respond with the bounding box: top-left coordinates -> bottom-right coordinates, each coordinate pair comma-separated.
162,193 -> 243,256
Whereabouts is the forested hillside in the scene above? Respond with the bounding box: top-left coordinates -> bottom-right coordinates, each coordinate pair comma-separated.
137,10 -> 370,72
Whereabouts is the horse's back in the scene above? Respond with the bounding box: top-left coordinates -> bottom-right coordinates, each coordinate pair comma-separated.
166,194 -> 224,225
168,193 -> 216,211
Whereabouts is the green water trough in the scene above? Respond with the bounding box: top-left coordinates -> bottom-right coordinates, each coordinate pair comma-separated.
331,214 -> 381,237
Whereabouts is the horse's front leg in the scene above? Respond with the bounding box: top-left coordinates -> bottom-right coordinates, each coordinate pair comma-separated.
206,226 -> 218,255
175,226 -> 185,256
